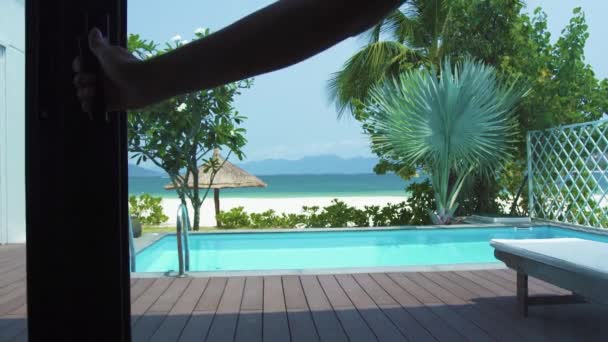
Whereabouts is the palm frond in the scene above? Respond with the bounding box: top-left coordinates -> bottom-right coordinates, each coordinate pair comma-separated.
327,0 -> 452,117
327,41 -> 421,116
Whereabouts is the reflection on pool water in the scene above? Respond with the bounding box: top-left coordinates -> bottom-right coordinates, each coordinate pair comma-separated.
135,226 -> 608,272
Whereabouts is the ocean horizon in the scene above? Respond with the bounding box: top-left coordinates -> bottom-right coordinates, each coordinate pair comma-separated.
129,173 -> 423,199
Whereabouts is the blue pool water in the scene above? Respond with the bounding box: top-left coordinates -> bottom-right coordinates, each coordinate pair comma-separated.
135,226 -> 608,272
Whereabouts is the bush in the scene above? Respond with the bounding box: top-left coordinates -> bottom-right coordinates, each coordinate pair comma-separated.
215,207 -> 251,228
303,199 -> 367,228
217,198 -> 422,229
366,202 -> 412,226
406,180 -> 435,225
128,194 -> 169,225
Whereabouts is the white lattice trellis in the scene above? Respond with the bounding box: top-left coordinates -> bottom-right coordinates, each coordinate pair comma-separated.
528,119 -> 608,228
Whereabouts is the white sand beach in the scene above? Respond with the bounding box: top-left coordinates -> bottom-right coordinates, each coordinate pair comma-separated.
160,196 -> 408,227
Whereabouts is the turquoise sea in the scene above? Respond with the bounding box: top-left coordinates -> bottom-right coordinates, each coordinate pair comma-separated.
129,174 -> 423,198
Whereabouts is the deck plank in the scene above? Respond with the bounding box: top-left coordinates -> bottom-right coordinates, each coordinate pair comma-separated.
206,277 -> 245,342
178,277 -> 227,342
263,276 -> 291,342
317,275 -> 378,342
407,272 -> 512,341
299,275 -> 348,342
422,272 -> 529,342
370,273 -> 465,342
235,277 -> 263,342
0,268 -> 25,288
452,271 -> 586,342
353,273 -> 436,342
195,277 -> 227,312
2,245 -> 608,342
131,277 -> 173,326
335,274 -> 408,342
283,276 -> 319,342
150,278 -> 209,342
133,278 -> 189,342
130,278 -> 156,303
439,271 -> 566,342
390,273 -> 494,342
0,286 -> 26,316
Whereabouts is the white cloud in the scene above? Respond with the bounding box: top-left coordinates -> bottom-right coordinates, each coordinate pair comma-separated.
170,34 -> 182,41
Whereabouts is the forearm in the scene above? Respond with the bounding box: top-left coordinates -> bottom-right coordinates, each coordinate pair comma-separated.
137,0 -> 402,101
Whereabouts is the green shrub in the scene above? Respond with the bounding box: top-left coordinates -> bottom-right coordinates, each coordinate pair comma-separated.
218,198 -> 425,229
249,210 -> 307,229
406,180 -> 435,225
216,207 -> 251,228
368,202 -> 412,226
128,194 -> 169,225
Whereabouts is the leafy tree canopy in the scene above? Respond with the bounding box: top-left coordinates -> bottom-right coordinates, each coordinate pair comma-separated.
127,29 -> 252,230
330,1 -> 608,215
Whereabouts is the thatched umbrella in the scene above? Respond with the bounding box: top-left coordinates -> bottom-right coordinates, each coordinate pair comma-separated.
164,149 -> 267,226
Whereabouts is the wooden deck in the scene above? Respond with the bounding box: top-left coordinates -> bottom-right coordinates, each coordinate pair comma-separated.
2,244 -> 608,341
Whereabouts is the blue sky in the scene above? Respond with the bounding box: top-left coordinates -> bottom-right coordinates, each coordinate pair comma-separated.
128,0 -> 608,162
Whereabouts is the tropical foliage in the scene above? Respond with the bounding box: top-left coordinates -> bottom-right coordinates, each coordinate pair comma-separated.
330,2 -> 608,217
328,0 -> 450,115
128,194 -> 169,225
217,193 -> 435,229
127,28 -> 251,230
367,58 -> 523,224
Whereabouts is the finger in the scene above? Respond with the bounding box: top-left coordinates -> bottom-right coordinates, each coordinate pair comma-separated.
73,73 -> 96,87
88,27 -> 108,58
72,56 -> 82,73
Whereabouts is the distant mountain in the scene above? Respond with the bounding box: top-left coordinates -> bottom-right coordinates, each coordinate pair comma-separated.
237,155 -> 379,175
128,164 -> 164,177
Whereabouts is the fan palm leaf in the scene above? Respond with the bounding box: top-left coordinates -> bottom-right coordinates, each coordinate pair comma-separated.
367,57 -> 525,223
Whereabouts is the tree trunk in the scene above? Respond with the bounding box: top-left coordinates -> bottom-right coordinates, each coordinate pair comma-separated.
214,188 -> 221,227
477,182 -> 491,213
179,196 -> 188,208
510,174 -> 528,216
192,203 -> 201,231
191,165 -> 200,230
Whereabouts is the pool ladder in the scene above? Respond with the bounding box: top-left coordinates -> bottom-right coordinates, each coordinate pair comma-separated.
176,204 -> 191,276
128,216 -> 136,272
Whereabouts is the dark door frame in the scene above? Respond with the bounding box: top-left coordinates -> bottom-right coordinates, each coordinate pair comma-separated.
25,0 -> 131,341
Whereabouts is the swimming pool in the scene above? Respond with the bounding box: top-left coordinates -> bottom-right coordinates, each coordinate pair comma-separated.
135,226 -> 608,273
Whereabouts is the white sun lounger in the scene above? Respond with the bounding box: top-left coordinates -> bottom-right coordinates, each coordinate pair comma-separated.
491,238 -> 608,316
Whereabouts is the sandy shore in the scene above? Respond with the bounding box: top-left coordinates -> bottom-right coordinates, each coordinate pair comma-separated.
160,196 -> 408,227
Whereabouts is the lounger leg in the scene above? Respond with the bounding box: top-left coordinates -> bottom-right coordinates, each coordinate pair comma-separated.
517,271 -> 528,317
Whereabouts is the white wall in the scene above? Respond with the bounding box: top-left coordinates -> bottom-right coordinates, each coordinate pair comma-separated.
0,0 -> 25,244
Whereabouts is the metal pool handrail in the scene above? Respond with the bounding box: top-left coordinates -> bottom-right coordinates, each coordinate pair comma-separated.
128,215 -> 136,272
176,203 -> 191,276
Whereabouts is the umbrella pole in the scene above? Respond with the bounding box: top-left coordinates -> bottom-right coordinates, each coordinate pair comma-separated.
214,188 -> 221,227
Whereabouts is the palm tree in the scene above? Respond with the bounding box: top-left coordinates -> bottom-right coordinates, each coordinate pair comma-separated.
328,0 -> 451,116
367,58 -> 525,224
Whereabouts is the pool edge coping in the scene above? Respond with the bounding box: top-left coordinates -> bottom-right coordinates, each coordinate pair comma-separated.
131,262 -> 507,278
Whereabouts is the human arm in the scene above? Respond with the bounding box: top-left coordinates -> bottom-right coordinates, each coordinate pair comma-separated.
74,0 -> 403,111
